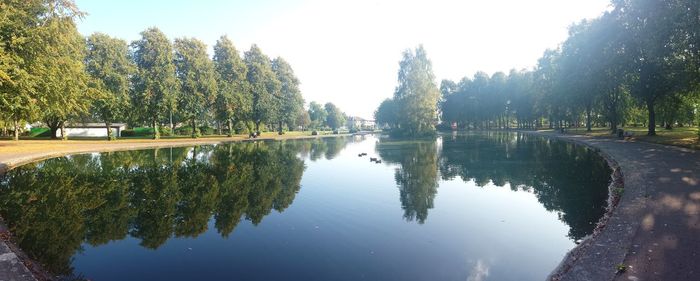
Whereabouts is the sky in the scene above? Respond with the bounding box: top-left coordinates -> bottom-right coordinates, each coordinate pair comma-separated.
75,0 -> 611,119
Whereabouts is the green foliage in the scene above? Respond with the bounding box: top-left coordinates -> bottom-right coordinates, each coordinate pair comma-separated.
383,45 -> 440,137
131,27 -> 178,139
308,101 -> 327,129
244,44 -> 280,132
272,57 -> 304,131
213,36 -> 249,135
324,102 -> 345,130
85,33 -> 135,140
174,37 -> 217,138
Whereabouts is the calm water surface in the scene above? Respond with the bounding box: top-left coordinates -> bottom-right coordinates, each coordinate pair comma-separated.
0,132 -> 610,281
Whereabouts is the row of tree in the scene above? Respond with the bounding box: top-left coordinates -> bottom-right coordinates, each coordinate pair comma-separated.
376,0 -> 700,136
1,0 -> 351,141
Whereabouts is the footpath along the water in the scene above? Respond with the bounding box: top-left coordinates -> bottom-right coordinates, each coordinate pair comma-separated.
531,131 -> 700,281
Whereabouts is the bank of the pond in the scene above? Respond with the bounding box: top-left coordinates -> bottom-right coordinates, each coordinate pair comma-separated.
527,130 -> 700,281
0,132 -> 354,281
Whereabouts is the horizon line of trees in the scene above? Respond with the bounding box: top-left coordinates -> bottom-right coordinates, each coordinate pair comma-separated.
1,0 -> 350,141
376,0 -> 700,137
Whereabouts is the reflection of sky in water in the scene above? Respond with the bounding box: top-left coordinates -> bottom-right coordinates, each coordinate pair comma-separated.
1,133 -> 609,281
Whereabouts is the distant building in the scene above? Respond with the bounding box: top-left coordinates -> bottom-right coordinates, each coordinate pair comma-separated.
55,123 -> 127,138
346,116 -> 376,130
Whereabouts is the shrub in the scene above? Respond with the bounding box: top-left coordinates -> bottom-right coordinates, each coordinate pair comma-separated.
199,126 -> 214,135
332,130 -> 339,134
120,129 -> 136,137
160,127 -> 173,136
311,130 -> 318,136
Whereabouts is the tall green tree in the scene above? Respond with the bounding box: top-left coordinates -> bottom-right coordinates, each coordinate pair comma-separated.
374,98 -> 398,128
213,36 -> 248,137
391,45 -> 440,136
174,38 -> 217,138
307,101 -> 327,130
272,57 -> 304,133
324,102 -> 345,130
34,16 -> 93,140
613,0 -> 691,135
85,33 -> 135,140
0,0 -> 45,141
131,27 -> 178,139
244,44 -> 280,133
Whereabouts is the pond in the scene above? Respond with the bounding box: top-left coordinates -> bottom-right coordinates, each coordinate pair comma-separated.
0,132 -> 610,281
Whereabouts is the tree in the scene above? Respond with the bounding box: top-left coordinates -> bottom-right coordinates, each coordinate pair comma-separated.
85,33 -> 135,140
244,44 -> 280,133
272,57 -> 304,133
213,36 -> 248,137
307,101 -> 327,130
324,102 -> 345,130
174,38 -> 217,138
374,98 -> 398,128
131,27 -> 178,139
296,110 -> 311,131
613,0 -> 691,135
0,0 -> 45,141
391,45 -> 440,136
33,16 -> 93,140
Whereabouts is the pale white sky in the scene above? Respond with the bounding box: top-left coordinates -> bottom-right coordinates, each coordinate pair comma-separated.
76,0 -> 610,119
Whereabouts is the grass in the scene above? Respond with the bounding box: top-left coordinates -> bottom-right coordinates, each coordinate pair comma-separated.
544,126 -> 700,150
0,130 -> 347,155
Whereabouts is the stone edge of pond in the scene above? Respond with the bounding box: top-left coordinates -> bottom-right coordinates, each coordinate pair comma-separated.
0,133 -> 358,281
520,131 -> 635,281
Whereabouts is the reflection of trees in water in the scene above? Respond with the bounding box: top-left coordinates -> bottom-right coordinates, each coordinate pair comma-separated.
297,136 -> 351,161
379,132 -> 610,241
377,139 -> 439,224
439,132 -> 610,240
0,141 -> 307,276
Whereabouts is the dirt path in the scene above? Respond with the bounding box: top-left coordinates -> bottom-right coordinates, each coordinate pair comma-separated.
535,132 -> 700,281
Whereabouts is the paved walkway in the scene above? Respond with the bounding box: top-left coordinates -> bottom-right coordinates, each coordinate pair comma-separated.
538,132 -> 700,281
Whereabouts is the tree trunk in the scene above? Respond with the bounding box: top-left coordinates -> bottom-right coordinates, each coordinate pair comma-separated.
153,119 -> 160,140
60,121 -> 67,141
106,121 -> 113,141
227,119 -> 234,137
191,117 -> 197,138
217,121 -> 222,135
13,119 -> 19,141
646,99 -> 656,136
586,108 -> 592,132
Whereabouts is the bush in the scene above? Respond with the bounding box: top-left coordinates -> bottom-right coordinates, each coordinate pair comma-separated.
332,130 -> 339,134
199,126 -> 214,135
120,129 -> 136,137
311,130 -> 318,136
349,128 -> 358,134
160,127 -> 173,136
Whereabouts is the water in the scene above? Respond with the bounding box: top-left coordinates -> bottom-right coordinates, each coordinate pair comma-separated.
0,132 -> 610,281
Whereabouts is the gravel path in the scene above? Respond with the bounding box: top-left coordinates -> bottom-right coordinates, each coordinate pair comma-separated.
536,132 -> 700,281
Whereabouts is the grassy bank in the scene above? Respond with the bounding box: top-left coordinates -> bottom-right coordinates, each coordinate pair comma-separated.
543,126 -> 700,150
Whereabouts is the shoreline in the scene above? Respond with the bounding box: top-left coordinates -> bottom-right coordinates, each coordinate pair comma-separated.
1,130 -> 693,281
0,132 -> 355,281
522,131 -> 628,281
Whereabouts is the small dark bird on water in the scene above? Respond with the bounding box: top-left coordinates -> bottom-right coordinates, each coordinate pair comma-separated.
376,160 -> 382,164
370,157 -> 377,162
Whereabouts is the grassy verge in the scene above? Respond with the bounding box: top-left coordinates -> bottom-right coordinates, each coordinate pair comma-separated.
544,126 -> 700,150
0,130 -> 348,155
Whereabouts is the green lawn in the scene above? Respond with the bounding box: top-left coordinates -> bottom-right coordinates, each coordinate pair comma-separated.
551,126 -> 700,150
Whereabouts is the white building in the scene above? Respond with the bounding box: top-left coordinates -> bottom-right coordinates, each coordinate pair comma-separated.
346,117 -> 376,130
55,123 -> 127,138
